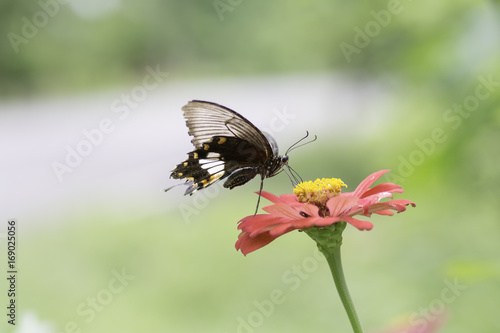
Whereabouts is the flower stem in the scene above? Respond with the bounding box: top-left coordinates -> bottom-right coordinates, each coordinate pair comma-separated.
305,223 -> 363,332
321,244 -> 363,333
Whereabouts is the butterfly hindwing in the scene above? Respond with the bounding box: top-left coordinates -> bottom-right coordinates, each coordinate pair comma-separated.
171,135 -> 266,194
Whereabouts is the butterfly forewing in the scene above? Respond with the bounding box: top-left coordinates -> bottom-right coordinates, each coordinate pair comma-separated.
182,101 -> 273,158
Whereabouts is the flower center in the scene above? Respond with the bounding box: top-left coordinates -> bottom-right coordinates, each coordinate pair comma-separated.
294,178 -> 347,206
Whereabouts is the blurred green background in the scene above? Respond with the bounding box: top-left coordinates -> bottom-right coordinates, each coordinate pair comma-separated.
2,0 -> 500,332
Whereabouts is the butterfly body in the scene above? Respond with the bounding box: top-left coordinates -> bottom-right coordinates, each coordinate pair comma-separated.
170,100 -> 287,195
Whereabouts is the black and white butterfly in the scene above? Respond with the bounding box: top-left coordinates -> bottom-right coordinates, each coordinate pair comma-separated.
166,100 -> 311,211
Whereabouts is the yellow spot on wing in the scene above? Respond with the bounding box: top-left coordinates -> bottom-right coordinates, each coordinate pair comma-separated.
193,152 -> 198,159
210,173 -> 223,181
201,173 -> 224,188
178,172 -> 183,177
183,162 -> 188,166
218,137 -> 227,144
203,144 -> 210,150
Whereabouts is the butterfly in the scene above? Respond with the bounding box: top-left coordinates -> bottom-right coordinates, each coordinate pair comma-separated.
166,100 -> 312,212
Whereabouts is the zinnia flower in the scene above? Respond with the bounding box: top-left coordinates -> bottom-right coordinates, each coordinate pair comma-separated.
235,169 -> 415,255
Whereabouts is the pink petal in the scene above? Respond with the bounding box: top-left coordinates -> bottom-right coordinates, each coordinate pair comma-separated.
277,194 -> 302,206
238,214 -> 290,234
363,200 -> 416,215
263,203 -> 302,219
373,209 -> 395,216
258,191 -> 283,204
268,216 -> 337,236
298,203 -> 321,217
361,183 -> 402,198
291,217 -> 325,229
352,170 -> 390,197
390,199 -> 416,208
267,215 -> 344,240
341,216 -> 374,230
327,196 -> 358,217
358,193 -> 396,213
258,191 -> 301,207
235,231 -> 277,255
295,216 -> 342,228
268,223 -> 299,237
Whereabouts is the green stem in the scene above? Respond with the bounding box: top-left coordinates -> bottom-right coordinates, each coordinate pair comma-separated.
306,223 -> 363,333
321,244 -> 363,333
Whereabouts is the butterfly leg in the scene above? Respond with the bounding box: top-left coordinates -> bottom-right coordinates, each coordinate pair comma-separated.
253,174 -> 266,215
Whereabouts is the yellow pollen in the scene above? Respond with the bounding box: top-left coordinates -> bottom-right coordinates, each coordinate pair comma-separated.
293,178 -> 347,206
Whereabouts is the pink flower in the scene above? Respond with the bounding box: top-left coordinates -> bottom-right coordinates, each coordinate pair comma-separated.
374,311 -> 448,333
236,170 -> 415,255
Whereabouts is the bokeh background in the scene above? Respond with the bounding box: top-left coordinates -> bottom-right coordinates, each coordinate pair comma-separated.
1,0 -> 500,332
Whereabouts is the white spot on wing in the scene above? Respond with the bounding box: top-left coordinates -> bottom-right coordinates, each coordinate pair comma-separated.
207,152 -> 220,159
210,164 -> 225,174
200,160 -> 225,174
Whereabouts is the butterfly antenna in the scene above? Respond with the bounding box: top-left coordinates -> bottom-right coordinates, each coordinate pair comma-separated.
285,131 -> 309,155
285,131 -> 318,155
